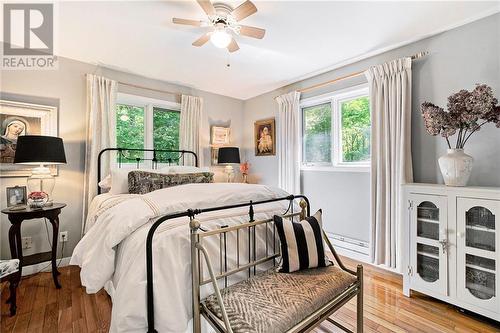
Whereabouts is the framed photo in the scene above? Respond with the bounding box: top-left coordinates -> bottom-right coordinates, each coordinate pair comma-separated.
211,126 -> 231,146
254,118 -> 276,156
0,100 -> 58,177
211,126 -> 231,165
6,186 -> 27,207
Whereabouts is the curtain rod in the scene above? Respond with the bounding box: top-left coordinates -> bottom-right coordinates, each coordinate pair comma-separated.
86,70 -> 182,98
117,81 -> 182,98
275,51 -> 429,99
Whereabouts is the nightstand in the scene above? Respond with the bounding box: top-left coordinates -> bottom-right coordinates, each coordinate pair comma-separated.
1,203 -> 66,289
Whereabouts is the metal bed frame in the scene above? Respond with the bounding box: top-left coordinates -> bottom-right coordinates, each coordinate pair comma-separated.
96,148 -> 363,333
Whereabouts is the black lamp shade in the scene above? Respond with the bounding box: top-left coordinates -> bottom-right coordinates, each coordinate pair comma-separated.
218,147 -> 240,164
14,135 -> 67,165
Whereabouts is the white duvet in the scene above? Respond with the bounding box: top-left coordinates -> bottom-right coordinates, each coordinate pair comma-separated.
71,183 -> 291,333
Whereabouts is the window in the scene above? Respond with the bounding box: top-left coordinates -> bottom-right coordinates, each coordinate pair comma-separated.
153,107 -> 180,161
301,85 -> 370,171
339,95 -> 370,163
302,103 -> 332,164
115,94 -> 180,163
153,107 -> 180,151
116,104 -> 145,160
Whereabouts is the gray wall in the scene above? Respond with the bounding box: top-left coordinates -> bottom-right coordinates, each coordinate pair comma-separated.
0,57 -> 244,259
242,13 -> 500,243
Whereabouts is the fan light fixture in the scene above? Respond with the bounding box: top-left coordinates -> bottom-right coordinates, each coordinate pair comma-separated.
173,1 -> 265,53
210,27 -> 231,48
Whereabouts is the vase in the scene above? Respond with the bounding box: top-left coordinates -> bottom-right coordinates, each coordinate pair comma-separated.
28,197 -> 48,209
242,174 -> 249,184
27,191 -> 49,209
438,149 -> 473,186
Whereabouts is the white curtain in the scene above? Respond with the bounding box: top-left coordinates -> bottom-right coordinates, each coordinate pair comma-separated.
365,58 -> 413,269
81,74 -> 117,234
276,91 -> 301,194
179,94 -> 203,166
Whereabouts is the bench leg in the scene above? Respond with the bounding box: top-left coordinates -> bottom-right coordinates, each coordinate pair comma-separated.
357,265 -> 363,333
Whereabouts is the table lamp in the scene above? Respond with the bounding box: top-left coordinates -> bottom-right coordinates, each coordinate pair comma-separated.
218,147 -> 240,183
14,135 -> 66,206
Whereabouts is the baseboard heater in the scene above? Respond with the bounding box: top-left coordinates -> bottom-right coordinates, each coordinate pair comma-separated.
326,232 -> 370,261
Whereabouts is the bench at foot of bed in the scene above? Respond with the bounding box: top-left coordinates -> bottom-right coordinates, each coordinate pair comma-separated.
190,199 -> 364,333
202,265 -> 360,333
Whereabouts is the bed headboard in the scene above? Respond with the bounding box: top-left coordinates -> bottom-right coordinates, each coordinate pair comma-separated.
97,147 -> 198,194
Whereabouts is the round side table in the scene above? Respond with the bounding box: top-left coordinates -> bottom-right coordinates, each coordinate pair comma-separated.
1,203 -> 66,289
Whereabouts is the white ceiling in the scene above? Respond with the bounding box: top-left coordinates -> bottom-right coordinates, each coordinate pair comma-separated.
55,1 -> 499,100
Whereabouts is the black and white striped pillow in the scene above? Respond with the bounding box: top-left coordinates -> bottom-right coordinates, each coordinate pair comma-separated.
274,210 -> 330,273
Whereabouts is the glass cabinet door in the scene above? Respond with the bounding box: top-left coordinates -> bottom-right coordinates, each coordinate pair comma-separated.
409,194 -> 448,296
457,198 -> 500,312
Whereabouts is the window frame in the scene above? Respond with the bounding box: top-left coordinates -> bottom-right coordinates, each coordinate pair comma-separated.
301,101 -> 333,168
300,84 -> 370,173
116,93 -> 181,166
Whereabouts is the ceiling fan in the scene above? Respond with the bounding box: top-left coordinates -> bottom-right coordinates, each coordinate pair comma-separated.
172,0 -> 266,53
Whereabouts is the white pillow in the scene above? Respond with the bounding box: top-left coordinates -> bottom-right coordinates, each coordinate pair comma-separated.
108,168 -> 158,194
109,168 -> 133,195
98,175 -> 112,190
166,166 -> 210,174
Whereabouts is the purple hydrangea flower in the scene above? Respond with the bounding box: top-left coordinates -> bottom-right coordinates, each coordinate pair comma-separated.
421,84 -> 500,148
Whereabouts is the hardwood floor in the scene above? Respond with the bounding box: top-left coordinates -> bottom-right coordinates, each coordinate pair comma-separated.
1,257 -> 499,333
1,265 -> 111,333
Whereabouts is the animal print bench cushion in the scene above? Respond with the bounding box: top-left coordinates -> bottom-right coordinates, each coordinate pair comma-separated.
0,259 -> 19,279
203,265 -> 357,333
128,171 -> 214,194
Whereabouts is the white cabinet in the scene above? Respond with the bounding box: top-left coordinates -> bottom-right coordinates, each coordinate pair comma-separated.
456,198 -> 500,313
403,184 -> 500,320
409,194 -> 448,296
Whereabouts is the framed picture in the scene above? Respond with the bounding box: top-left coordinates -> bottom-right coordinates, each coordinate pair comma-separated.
211,126 -> 231,146
0,100 -> 58,177
211,126 -> 231,165
254,118 -> 276,156
6,186 -> 27,207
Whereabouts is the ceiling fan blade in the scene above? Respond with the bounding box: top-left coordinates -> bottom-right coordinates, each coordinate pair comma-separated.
239,25 -> 265,39
227,38 -> 240,53
197,0 -> 216,16
231,0 -> 257,21
192,33 -> 211,47
172,18 -> 203,27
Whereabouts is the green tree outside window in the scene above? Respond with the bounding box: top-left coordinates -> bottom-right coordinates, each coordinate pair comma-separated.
115,105 -> 180,163
341,97 -> 370,162
153,107 -> 180,162
303,103 -> 332,163
116,104 -> 144,161
302,95 -> 370,165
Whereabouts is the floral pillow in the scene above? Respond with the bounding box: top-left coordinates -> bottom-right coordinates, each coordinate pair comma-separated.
128,171 -> 214,194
